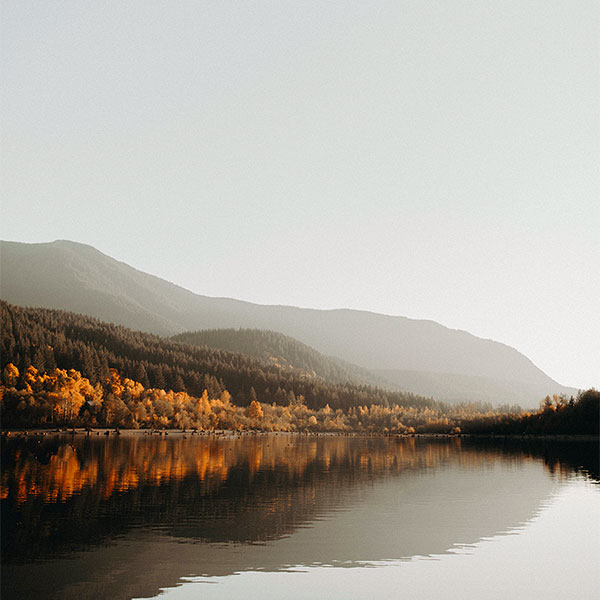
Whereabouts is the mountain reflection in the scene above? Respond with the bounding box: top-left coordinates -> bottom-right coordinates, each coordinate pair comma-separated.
1,434 -> 597,600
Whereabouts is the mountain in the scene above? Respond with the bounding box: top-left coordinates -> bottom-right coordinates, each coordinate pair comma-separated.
0,240 -> 577,406
172,328 -> 389,388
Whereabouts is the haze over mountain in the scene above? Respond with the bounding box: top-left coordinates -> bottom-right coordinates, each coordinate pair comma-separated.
0,240 -> 577,406
173,328 -> 389,389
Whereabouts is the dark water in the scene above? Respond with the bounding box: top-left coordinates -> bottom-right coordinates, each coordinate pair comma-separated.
1,434 -> 598,599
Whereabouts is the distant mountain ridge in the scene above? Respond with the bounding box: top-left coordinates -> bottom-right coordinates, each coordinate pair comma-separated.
0,240 -> 577,406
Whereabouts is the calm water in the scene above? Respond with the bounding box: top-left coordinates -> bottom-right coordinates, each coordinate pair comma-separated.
1,434 -> 598,599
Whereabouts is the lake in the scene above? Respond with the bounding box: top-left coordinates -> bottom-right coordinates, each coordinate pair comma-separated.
1,433 -> 598,599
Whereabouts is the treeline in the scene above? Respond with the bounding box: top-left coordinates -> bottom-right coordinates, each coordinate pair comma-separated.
0,364 -> 456,431
459,390 -> 599,436
1,363 -> 597,434
0,301 -> 437,412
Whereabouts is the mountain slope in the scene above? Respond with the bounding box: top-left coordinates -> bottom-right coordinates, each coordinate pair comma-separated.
0,240 -> 577,406
172,328 -> 389,388
373,369 -> 561,408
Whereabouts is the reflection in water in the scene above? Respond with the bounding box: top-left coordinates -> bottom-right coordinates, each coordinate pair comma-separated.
156,482 -> 599,600
1,434 -> 598,600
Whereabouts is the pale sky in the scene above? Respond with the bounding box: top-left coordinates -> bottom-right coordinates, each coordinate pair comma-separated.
1,1 -> 598,389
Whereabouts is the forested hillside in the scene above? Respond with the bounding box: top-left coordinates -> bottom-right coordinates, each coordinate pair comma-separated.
0,301 -> 432,412
2,301 -> 596,434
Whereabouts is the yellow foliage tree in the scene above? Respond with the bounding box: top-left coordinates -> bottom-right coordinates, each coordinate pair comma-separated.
3,363 -> 19,387
246,400 -> 264,420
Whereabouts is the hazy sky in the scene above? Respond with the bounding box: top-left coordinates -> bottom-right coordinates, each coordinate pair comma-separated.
1,1 -> 598,388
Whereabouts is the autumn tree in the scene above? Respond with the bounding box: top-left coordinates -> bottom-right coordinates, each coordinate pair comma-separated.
3,363 -> 19,387
246,400 -> 264,420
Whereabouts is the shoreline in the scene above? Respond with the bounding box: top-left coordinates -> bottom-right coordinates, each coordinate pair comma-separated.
1,428 -> 598,442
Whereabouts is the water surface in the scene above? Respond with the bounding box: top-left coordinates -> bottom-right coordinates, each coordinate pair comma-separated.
1,434 -> 598,599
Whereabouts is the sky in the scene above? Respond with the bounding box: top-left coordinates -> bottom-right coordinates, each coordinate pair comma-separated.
1,1 -> 598,389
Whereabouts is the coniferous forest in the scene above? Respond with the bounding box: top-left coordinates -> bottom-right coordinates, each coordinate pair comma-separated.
1,301 -> 597,434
